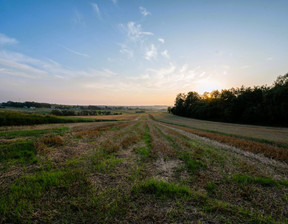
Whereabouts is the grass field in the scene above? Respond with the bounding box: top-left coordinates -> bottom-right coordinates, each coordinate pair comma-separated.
0,113 -> 287,223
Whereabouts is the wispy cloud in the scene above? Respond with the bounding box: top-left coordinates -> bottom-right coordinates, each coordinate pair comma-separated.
0,33 -> 18,45
158,38 -> 165,44
61,45 -> 89,57
139,7 -> 151,16
145,44 -> 157,61
161,50 -> 169,59
120,21 -> 153,41
91,3 -> 102,19
119,44 -> 134,58
73,9 -> 86,25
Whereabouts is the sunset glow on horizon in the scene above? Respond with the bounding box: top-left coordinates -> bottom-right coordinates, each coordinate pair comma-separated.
1,0 -> 288,106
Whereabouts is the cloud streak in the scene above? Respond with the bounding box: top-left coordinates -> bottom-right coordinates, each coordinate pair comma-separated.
61,45 -> 89,57
91,3 -> 102,19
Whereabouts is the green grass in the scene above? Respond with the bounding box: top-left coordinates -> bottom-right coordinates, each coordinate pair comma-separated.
0,126 -> 69,139
180,152 -> 206,173
0,140 -> 38,164
144,123 -> 152,150
88,148 -> 122,172
205,182 -> 216,194
132,179 -> 192,198
232,174 -> 288,187
134,146 -> 149,157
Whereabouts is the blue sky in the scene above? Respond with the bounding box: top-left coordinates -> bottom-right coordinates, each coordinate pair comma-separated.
0,0 -> 287,105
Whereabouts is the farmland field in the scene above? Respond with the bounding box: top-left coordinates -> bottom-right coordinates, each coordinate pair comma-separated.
1,113 -> 288,223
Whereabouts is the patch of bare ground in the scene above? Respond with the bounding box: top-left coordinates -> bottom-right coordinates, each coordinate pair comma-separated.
152,158 -> 182,182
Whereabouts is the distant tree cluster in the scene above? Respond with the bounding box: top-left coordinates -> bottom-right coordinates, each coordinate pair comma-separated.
170,74 -> 288,126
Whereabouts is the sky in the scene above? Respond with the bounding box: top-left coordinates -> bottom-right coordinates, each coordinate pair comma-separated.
0,0 -> 288,106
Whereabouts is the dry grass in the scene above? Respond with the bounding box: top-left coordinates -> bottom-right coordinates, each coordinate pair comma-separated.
101,139 -> 120,153
121,135 -> 140,149
34,135 -> 64,154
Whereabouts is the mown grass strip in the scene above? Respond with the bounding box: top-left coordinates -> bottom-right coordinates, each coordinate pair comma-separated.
151,114 -> 288,149
151,115 -> 288,163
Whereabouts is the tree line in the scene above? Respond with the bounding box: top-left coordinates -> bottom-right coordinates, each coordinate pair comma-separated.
169,74 -> 288,126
